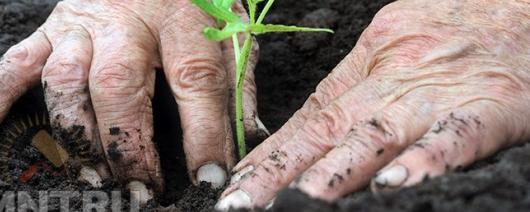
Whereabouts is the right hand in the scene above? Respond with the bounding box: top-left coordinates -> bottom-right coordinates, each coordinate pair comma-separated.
219,0 -> 530,209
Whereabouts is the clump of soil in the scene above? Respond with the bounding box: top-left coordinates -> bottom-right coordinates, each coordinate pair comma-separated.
3,0 -> 530,212
173,182 -> 224,212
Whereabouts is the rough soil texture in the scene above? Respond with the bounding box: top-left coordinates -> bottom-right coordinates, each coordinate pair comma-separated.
2,0 -> 530,212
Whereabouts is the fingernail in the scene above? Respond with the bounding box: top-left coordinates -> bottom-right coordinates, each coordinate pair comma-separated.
127,181 -> 153,205
77,166 -> 102,188
265,198 -> 275,210
373,165 -> 409,188
230,165 -> 254,184
197,163 -> 227,189
215,189 -> 252,211
255,116 -> 271,136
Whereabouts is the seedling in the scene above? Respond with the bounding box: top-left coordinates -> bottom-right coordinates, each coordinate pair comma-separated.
192,0 -> 333,159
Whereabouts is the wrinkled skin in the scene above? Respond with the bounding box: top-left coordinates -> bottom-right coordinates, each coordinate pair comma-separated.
219,0 -> 530,209
0,0 -> 267,193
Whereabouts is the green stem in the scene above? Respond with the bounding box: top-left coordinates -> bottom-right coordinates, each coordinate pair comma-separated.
235,33 -> 253,159
232,35 -> 240,62
247,0 -> 256,24
256,0 -> 275,25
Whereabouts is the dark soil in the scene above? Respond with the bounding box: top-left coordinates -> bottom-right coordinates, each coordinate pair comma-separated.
2,0 -> 530,212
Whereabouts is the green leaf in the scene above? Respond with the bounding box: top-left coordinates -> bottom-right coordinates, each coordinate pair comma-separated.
203,22 -> 248,41
212,0 -> 223,7
221,0 -> 236,9
249,24 -> 334,34
213,0 -> 235,9
192,0 -> 240,23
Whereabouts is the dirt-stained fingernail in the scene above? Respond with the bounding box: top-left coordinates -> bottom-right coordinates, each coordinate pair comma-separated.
230,165 -> 254,184
373,165 -> 409,189
215,189 -> 252,211
265,198 -> 275,210
197,163 -> 227,189
77,166 -> 102,188
127,181 -> 153,206
255,116 -> 271,136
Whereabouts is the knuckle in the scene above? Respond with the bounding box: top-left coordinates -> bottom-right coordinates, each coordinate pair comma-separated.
321,104 -> 348,137
42,55 -> 88,87
170,57 -> 227,98
337,137 -> 365,155
91,63 -> 141,91
372,35 -> 439,74
257,164 -> 284,187
304,93 -> 326,114
253,153 -> 290,187
106,140 -> 154,171
4,42 -> 38,68
352,116 -> 403,150
432,112 -> 483,140
301,104 -> 348,149
314,77 -> 346,102
185,122 -> 225,147
302,116 -> 334,146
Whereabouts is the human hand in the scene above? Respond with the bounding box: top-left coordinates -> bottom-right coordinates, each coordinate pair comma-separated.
0,0 -> 267,203
218,0 -> 530,209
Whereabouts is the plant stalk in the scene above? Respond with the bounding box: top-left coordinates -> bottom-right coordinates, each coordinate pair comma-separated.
232,35 -> 240,63
192,0 -> 333,161
235,33 -> 253,159
256,0 -> 275,25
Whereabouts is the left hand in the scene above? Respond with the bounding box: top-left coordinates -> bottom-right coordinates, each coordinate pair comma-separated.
0,0 -> 264,199
217,0 -> 530,209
